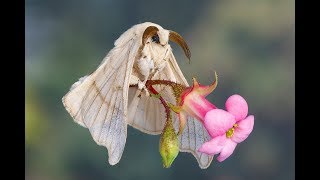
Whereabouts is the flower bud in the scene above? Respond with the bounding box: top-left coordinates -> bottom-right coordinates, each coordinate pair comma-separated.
159,115 -> 179,168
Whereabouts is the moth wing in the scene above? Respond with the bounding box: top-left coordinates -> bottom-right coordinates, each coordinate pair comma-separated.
176,115 -> 213,169
62,37 -> 140,165
127,85 -> 167,134
127,50 -> 213,168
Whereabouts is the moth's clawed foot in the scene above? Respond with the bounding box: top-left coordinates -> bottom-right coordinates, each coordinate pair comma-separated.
137,80 -> 150,97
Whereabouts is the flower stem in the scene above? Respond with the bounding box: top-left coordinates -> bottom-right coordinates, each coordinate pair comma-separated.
146,80 -> 186,105
146,84 -> 172,121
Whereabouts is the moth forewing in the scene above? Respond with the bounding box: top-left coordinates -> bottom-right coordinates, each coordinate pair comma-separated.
62,33 -> 139,165
176,115 -> 214,169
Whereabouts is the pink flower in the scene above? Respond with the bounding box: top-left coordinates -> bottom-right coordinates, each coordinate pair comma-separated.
174,76 -> 218,134
170,74 -> 254,162
198,95 -> 254,162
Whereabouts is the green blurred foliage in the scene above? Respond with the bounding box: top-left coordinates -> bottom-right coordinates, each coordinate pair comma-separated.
26,0 -> 294,179
26,84 -> 48,146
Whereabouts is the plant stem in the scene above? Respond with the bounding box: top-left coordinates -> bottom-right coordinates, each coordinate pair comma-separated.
146,84 -> 172,121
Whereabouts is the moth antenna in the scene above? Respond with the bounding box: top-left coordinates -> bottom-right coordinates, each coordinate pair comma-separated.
169,30 -> 191,63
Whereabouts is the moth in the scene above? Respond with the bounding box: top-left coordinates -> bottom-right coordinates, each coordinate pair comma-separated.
62,22 -> 213,168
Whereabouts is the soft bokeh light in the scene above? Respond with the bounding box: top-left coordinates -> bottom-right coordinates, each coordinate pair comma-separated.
26,0 -> 294,179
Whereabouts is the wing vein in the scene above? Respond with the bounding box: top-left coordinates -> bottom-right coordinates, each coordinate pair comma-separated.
82,45 -> 130,119
89,79 -> 114,128
193,119 -> 197,151
109,92 -> 122,156
97,90 -> 116,143
78,83 -> 95,118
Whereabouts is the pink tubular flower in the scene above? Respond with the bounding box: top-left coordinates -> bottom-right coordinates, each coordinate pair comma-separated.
198,94 -> 254,162
171,73 -> 254,162
175,75 -> 218,134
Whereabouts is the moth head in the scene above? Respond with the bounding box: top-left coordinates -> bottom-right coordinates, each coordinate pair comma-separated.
142,26 -> 167,45
142,25 -> 191,62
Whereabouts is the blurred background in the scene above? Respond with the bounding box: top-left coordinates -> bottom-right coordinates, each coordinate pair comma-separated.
26,0 -> 294,179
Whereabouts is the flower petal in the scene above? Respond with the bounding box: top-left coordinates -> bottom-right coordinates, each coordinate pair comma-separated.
216,139 -> 237,162
198,135 -> 226,155
204,109 -> 236,138
225,94 -> 248,122
194,72 -> 218,97
231,115 -> 254,143
183,94 -> 216,122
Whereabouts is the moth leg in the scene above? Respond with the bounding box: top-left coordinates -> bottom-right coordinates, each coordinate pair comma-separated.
129,74 -> 140,86
129,74 -> 149,97
149,48 -> 170,79
137,79 -> 150,97
149,59 -> 167,79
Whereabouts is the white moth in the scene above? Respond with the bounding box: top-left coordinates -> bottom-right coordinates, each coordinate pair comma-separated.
62,22 -> 213,169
